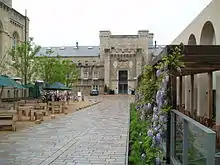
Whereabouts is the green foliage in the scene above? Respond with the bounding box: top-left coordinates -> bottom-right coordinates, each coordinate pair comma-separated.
155,45 -> 185,74
137,66 -> 158,104
130,44 -> 185,164
7,41 -> 41,84
129,103 -> 158,165
35,54 -> 79,87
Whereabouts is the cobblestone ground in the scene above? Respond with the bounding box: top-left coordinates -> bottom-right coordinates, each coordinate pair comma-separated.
0,95 -> 133,165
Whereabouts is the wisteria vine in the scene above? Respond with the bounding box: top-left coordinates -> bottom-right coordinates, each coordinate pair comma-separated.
133,45 -> 184,165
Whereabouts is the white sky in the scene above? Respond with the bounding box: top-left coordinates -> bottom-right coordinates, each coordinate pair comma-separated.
13,0 -> 211,47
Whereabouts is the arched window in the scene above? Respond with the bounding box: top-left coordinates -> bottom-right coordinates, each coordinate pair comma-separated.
12,32 -> 19,48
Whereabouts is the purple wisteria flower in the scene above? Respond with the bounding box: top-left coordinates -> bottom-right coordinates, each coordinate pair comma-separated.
153,107 -> 158,113
155,157 -> 161,165
155,133 -> 161,142
152,114 -> 159,121
156,69 -> 161,77
147,129 -> 154,137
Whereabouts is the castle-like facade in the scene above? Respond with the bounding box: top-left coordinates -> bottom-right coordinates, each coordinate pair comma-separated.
37,30 -> 163,95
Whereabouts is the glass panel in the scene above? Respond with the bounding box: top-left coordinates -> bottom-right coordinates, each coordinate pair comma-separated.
171,110 -> 216,165
175,114 -> 184,163
187,122 -> 207,165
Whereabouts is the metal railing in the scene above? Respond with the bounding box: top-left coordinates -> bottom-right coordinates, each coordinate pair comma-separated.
170,110 -> 216,165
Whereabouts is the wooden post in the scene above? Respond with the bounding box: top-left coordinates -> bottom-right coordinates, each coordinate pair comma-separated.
208,72 -> 213,119
179,76 -> 183,108
190,74 -> 194,115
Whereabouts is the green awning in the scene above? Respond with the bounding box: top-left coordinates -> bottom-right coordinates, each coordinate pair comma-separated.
44,82 -> 71,90
23,83 -> 35,88
0,75 -> 25,89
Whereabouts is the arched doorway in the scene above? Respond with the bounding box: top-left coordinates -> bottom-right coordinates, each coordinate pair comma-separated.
200,21 -> 216,45
188,34 -> 197,45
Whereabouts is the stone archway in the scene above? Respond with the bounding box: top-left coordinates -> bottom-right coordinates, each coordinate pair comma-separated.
200,21 -> 216,45
198,21 -> 216,117
12,31 -> 19,48
188,34 -> 197,45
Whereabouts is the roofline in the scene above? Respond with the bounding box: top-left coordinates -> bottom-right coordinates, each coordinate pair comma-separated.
36,55 -> 100,58
0,1 -> 29,20
40,45 -> 99,48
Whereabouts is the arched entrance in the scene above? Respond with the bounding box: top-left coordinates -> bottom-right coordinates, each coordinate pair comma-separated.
200,21 -> 216,45
188,34 -> 197,45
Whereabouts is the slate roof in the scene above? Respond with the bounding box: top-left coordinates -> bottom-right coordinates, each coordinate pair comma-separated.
36,46 -> 100,57
148,45 -> 166,56
36,45 -> 164,58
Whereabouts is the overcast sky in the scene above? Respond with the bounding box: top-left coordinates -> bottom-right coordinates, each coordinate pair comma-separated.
13,0 -> 211,47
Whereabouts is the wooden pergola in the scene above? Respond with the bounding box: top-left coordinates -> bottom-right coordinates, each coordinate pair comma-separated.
151,45 -> 220,159
152,45 -> 220,125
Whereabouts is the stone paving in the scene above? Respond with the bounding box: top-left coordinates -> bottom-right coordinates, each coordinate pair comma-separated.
0,95 -> 133,165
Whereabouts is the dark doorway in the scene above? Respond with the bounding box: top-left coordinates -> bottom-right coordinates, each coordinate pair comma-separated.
118,70 -> 128,94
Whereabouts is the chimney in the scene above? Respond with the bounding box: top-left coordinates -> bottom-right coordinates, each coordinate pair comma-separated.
154,41 -> 157,48
76,42 -> 79,49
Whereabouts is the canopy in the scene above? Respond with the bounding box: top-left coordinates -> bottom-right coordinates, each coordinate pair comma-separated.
23,83 -> 35,88
43,82 -> 71,90
0,75 -> 24,88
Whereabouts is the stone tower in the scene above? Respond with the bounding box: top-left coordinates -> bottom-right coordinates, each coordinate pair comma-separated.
0,0 -> 12,7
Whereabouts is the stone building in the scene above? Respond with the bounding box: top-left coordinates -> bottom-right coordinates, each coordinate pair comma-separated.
170,0 -> 220,123
0,0 -> 29,98
37,30 -> 162,95
0,0 -> 29,75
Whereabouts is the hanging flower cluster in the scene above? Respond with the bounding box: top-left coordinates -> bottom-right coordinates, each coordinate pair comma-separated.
147,67 -> 170,164
131,45 -> 184,165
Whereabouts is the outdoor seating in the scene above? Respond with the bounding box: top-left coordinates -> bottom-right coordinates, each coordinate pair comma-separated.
0,110 -> 17,131
17,105 -> 34,120
48,101 -> 63,114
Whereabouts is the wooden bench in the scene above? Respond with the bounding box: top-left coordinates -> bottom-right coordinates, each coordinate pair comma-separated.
0,110 -> 17,131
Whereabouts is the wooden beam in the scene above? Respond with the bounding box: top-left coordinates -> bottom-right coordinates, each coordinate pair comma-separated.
208,72 -> 213,119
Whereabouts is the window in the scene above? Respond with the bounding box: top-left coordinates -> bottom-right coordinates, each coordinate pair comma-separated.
83,71 -> 89,79
93,71 -> 99,79
92,85 -> 99,91
12,32 -> 19,49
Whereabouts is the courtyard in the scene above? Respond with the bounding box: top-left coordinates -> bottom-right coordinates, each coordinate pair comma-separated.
0,95 -> 133,165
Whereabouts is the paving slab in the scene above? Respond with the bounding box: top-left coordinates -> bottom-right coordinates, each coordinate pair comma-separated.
0,95 -> 133,165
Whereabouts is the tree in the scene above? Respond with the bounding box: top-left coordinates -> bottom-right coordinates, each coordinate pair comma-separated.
36,54 -> 79,87
7,41 -> 41,84
61,59 -> 79,87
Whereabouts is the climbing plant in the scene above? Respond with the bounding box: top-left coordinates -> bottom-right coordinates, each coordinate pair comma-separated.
129,44 -> 185,165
